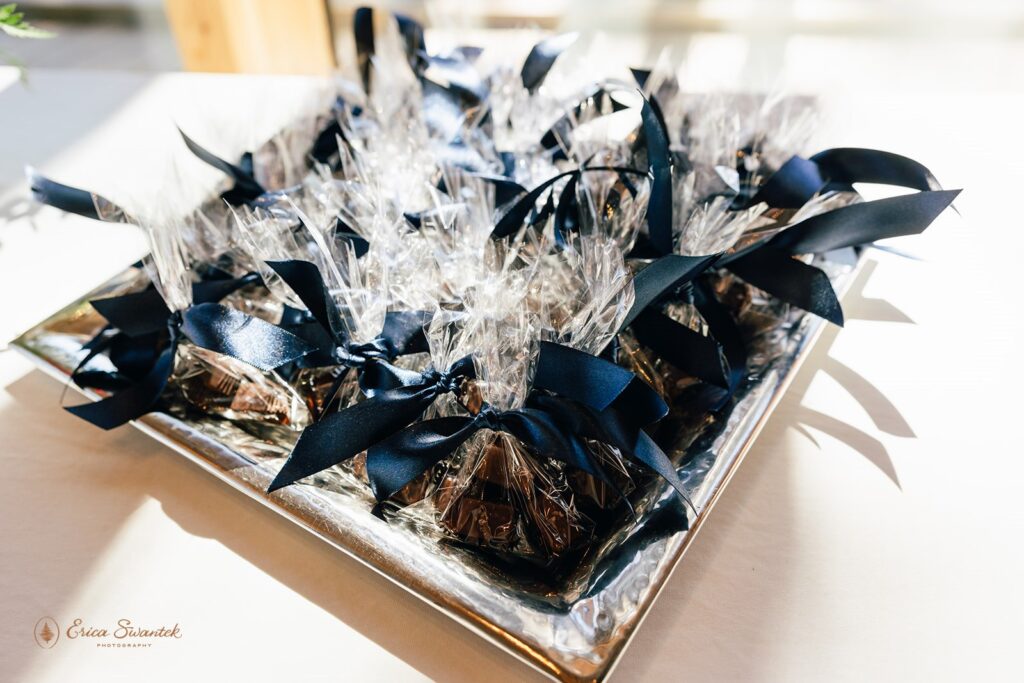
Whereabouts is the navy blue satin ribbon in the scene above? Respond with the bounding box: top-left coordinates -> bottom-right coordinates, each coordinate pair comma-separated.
266,259 -> 347,342
265,259 -> 432,416
621,254 -> 722,329
75,273 -> 260,385
630,67 -> 651,89
532,342 -> 689,508
640,93 -> 674,255
497,96 -> 672,250
721,189 -> 960,323
749,155 -> 827,209
533,341 -> 675,454
520,32 -> 577,93
810,147 -> 939,193
491,165 -> 646,240
394,11 -> 428,76
355,6 -> 481,107
178,128 -> 265,205
266,259 -> 429,357
727,246 -> 845,325
354,6 -> 375,92
66,319 -> 181,430
620,123 -> 958,390
362,341 -> 691,508
746,147 -> 944,210
26,169 -> 126,222
606,253 -> 731,388
533,341 -> 661,417
267,355 -> 475,492
365,391 -> 689,506
629,308 -> 729,387
335,217 -> 370,257
453,173 -> 526,209
310,96 -> 354,171
764,189 -> 960,255
539,85 -> 630,158
66,275 -> 314,429
691,279 -> 747,395
424,50 -> 488,102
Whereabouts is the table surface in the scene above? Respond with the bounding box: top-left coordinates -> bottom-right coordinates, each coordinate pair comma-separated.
0,55 -> 1022,683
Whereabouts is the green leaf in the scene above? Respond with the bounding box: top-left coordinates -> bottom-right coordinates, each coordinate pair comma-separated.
0,3 -> 54,39
1,22 -> 54,39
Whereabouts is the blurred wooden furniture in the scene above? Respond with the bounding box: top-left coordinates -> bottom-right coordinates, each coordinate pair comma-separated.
164,0 -> 335,74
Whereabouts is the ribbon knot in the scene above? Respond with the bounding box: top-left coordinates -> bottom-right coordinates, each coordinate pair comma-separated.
421,366 -> 464,396
167,310 -> 184,334
267,355 -> 476,492
338,338 -> 393,367
473,405 -> 502,432
674,280 -> 695,304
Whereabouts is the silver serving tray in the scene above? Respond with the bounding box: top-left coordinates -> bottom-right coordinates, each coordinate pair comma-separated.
10,259 -> 857,682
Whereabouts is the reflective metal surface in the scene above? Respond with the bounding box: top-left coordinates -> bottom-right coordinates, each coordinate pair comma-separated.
10,260 -> 857,682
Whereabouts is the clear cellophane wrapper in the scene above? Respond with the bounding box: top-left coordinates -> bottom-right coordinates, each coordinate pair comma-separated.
391,228 -> 648,567
68,24 -> 843,572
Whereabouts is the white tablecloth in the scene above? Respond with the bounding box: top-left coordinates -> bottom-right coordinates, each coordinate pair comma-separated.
1,65 -> 1021,682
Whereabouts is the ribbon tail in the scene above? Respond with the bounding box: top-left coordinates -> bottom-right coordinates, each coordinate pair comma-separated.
521,32 -> 577,92
693,278 -> 748,397
381,310 -> 432,356
809,147 -> 942,193
492,170 -> 574,238
354,6 -> 375,92
26,167 -> 126,221
191,273 -> 261,304
749,156 -> 825,209
620,253 -> 721,330
266,260 -> 346,343
65,342 -> 176,430
90,289 -> 172,337
632,431 -> 694,518
469,173 -> 527,208
268,386 -> 437,492
64,332 -> 118,408
366,416 -> 479,501
533,341 -> 634,411
770,189 -> 960,254
726,246 -> 844,326
178,128 -> 264,202
335,221 -> 370,258
105,331 -> 163,379
640,93 -> 674,254
629,310 -> 729,387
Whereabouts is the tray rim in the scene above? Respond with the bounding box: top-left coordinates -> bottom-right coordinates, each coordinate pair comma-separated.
9,259 -> 856,683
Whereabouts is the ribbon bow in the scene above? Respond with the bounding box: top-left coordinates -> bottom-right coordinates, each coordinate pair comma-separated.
267,355 -> 475,492
721,150 -> 960,326
363,342 -> 692,514
66,273 -> 314,430
627,97 -> 959,398
265,259 -> 431,409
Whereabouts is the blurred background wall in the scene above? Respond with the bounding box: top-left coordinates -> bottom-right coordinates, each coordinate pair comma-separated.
6,0 -> 1024,94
